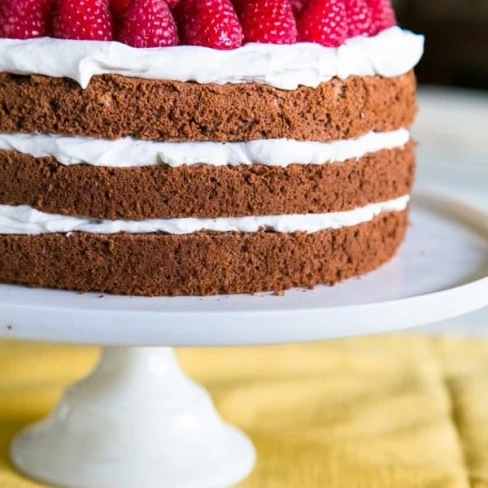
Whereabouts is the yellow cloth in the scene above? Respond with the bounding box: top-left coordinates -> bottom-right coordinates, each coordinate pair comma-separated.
1,336 -> 488,488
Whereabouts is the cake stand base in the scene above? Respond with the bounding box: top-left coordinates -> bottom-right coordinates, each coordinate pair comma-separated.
10,347 -> 255,488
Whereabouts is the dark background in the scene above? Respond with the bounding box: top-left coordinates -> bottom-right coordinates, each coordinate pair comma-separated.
396,0 -> 488,90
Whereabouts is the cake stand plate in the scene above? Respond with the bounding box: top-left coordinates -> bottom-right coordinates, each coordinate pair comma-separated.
1,191 -> 488,488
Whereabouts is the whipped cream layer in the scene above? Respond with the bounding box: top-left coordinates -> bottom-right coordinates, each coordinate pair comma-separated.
0,196 -> 409,236
0,27 -> 424,90
0,129 -> 410,168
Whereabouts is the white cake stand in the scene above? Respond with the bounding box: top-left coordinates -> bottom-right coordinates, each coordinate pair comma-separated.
1,191 -> 488,488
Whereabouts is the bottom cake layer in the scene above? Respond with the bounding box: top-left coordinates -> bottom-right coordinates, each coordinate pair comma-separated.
0,210 -> 408,296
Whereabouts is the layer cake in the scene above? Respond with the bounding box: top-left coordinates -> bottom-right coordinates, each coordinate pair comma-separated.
0,0 -> 424,296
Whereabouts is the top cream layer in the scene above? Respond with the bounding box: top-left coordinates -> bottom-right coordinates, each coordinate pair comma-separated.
0,27 -> 424,90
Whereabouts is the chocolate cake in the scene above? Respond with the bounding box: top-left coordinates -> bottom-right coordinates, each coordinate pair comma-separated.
0,0 -> 424,296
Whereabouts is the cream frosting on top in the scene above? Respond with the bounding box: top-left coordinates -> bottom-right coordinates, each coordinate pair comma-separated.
0,27 -> 424,89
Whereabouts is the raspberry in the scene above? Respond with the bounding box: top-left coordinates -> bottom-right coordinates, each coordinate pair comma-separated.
53,0 -> 113,40
0,0 -> 53,39
297,0 -> 347,47
346,0 -> 373,38
177,0 -> 243,50
367,0 -> 396,35
239,0 -> 297,44
116,0 -> 178,47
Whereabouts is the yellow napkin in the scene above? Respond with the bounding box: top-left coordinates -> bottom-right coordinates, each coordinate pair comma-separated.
1,336 -> 488,488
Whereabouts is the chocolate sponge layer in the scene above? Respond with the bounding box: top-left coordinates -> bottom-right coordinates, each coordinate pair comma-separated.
0,143 -> 414,219
0,210 -> 407,296
0,72 -> 417,142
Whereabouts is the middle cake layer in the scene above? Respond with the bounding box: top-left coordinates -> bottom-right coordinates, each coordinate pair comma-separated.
0,143 -> 414,219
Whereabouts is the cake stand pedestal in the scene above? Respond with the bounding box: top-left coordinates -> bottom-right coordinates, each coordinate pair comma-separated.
11,347 -> 254,488
1,191 -> 488,488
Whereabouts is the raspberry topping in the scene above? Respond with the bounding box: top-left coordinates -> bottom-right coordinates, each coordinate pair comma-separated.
0,0 -> 53,39
177,0 -> 243,50
239,0 -> 297,44
53,0 -> 113,40
297,0 -> 347,47
0,0 -> 399,49
116,0 -> 178,47
346,0 -> 373,37
368,0 -> 396,35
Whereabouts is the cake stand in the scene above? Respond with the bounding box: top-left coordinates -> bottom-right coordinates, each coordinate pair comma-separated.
1,190 -> 488,488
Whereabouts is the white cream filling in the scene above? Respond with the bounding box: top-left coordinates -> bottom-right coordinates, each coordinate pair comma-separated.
0,196 -> 409,236
0,129 -> 410,168
0,27 -> 424,90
